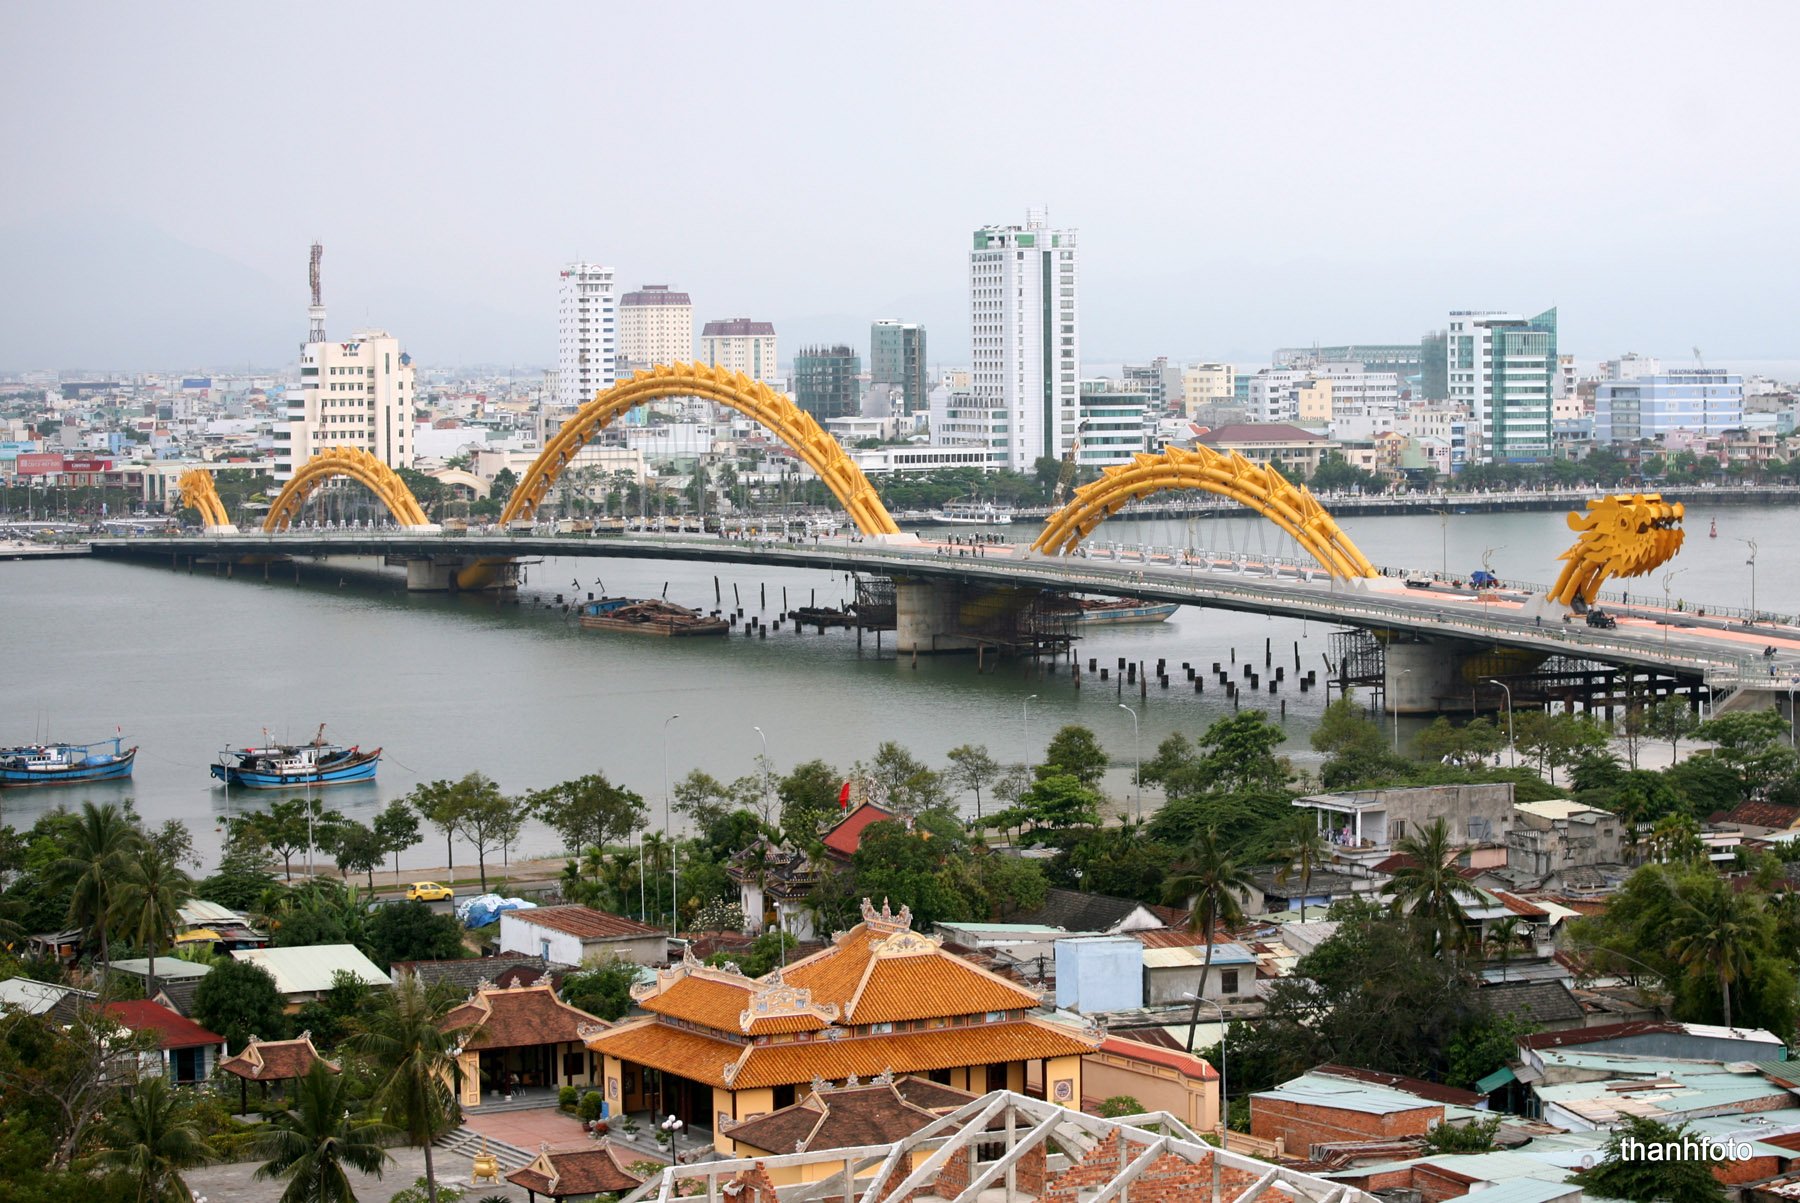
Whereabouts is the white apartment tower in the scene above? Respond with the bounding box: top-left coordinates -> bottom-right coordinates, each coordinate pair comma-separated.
278,246 -> 415,480
1446,308 -> 1558,463
970,212 -> 1079,471
618,284 -> 694,374
558,262 -> 617,409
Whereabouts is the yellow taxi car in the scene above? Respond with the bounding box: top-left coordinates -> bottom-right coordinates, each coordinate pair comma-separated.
406,881 -> 454,903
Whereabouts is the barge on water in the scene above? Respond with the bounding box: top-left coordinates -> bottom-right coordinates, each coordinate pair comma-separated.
0,737 -> 136,787
210,725 -> 380,789
1068,597 -> 1178,626
579,597 -> 729,636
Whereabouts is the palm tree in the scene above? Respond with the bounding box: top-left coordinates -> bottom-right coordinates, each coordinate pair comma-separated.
256,1061 -> 392,1203
93,1075 -> 216,1203
1668,877 -> 1762,1028
1485,916 -> 1524,982
1165,826 -> 1252,1053
116,843 -> 194,1001
349,973 -> 467,1203
1387,817 -> 1470,954
1274,820 -> 1331,922
49,800 -> 141,967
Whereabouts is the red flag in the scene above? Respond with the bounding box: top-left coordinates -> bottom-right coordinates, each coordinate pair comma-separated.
838,781 -> 852,810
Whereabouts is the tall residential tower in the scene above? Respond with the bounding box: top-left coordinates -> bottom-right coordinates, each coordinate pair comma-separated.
1445,308 -> 1558,463
970,212 -> 1079,471
699,318 -> 778,384
278,245 -> 415,481
618,284 -> 694,374
557,262 -> 617,408
870,319 -> 928,414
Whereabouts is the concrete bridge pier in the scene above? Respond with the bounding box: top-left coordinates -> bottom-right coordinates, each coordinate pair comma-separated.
1385,636 -> 1493,715
403,556 -> 514,593
893,577 -> 983,654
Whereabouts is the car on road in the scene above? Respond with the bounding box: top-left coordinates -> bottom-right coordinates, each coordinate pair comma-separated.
406,881 -> 454,902
1585,609 -> 1618,629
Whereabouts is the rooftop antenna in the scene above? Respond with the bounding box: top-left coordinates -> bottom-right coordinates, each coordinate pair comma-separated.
307,241 -> 327,346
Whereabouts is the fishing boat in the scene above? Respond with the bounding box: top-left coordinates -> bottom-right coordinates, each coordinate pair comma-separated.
1067,597 -> 1178,626
579,597 -> 729,636
0,737 -> 136,788
210,725 -> 380,789
930,501 -> 1014,526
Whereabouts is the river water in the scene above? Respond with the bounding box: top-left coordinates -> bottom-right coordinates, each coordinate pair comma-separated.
3,502 -> 1795,870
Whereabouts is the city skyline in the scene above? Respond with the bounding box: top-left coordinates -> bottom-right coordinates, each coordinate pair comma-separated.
3,3 -> 1799,371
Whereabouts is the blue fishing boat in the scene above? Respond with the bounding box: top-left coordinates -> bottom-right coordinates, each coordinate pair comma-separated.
0,737 -> 136,788
1068,598 -> 1178,626
210,725 -> 380,789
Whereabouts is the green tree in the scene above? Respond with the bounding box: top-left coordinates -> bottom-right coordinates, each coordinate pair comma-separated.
1574,1116 -> 1727,1203
1095,1095 -> 1145,1119
866,742 -> 947,817
1414,716 -> 1505,770
255,1062 -> 393,1203
408,778 -> 471,874
48,800 -> 140,966
490,467 -> 518,502
433,774 -> 520,891
1039,725 -> 1109,787
115,843 -> 193,1000
197,838 -> 279,911
93,1074 -> 216,1203
1422,1115 -> 1501,1153
990,772 -> 1104,844
368,900 -> 467,969
1196,711 -> 1290,795
1273,819 -> 1330,922
373,800 -> 422,884
529,773 -> 647,857
1696,710 -> 1797,802
560,956 -> 641,1022
193,958 -> 288,1051
331,821 -> 386,890
778,759 -> 844,838
1445,1013 -> 1537,1091
350,973 -> 465,1203
1311,696 -> 1409,788
945,744 -> 1001,824
1667,871 -> 1766,1028
1387,818 -> 1469,952
1166,826 -> 1251,1051
1646,697 -> 1699,761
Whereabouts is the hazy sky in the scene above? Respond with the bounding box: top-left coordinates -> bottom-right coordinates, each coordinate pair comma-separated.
4,1 -> 1797,372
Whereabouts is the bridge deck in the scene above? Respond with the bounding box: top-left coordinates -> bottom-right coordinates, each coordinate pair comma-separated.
83,530 -> 1800,689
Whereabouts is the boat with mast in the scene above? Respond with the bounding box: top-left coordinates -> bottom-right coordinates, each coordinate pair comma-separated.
0,736 -> 136,787
210,724 -> 380,789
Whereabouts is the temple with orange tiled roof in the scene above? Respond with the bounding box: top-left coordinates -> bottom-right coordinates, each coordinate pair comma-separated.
583,898 -> 1099,1153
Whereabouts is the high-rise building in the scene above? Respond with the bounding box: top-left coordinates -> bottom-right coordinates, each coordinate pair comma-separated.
617,285 -> 694,374
699,318 -> 778,384
1445,308 -> 1557,463
970,211 -> 1079,471
557,262 -> 617,409
1180,363 -> 1235,417
869,320 -> 928,413
792,345 -> 861,422
1077,380 -> 1149,467
1121,358 -> 1171,411
278,246 -> 415,481
1595,369 -> 1744,444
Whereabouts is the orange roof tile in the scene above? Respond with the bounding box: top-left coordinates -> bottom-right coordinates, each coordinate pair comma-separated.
1096,1035 -> 1219,1081
639,973 -> 758,1031
847,953 -> 1038,1024
784,925 -> 882,1005
588,1016 -> 1096,1094
443,983 -> 609,1050
725,1018 -> 1098,1091
586,1019 -> 743,1089
744,1011 -> 830,1035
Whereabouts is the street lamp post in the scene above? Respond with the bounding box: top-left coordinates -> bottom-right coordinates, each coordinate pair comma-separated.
1390,668 -> 1412,754
1022,695 -> 1039,770
663,714 -> 680,938
1743,538 -> 1759,621
1661,568 -> 1686,650
1482,677 -> 1516,767
1118,703 -> 1141,822
752,725 -> 770,820
1182,991 -> 1228,1147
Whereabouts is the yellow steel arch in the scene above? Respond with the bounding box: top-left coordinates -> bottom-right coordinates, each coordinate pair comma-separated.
1548,493 -> 1685,607
262,448 -> 431,531
176,468 -> 231,528
1032,445 -> 1378,580
498,362 -> 900,533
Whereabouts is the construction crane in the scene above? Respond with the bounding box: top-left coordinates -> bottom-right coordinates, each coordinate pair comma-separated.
1052,419 -> 1091,506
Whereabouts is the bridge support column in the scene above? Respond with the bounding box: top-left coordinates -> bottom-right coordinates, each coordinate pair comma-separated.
405,558 -> 463,592
1385,636 -> 1490,715
893,578 -> 982,654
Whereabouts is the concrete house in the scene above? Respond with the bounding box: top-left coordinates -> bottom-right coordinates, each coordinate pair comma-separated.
498,905 -> 669,967
1292,783 -> 1516,866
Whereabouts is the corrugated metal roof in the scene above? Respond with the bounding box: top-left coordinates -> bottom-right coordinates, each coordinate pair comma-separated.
1451,1177 -> 1577,1203
231,945 -> 388,994
177,899 -> 243,926
106,957 -> 214,980
1253,1074 -> 1443,1116
1142,943 -> 1257,969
